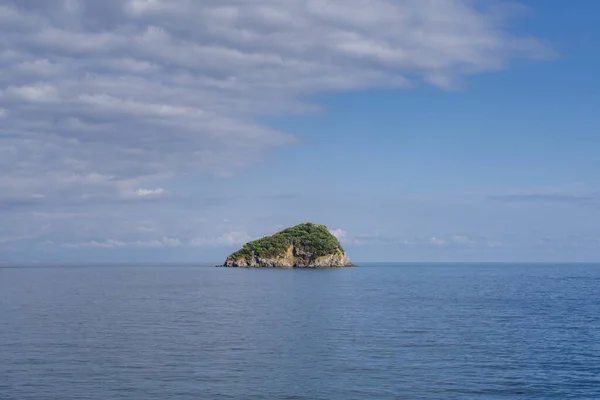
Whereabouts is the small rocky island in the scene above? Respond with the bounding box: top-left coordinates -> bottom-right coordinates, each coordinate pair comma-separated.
222,222 -> 354,268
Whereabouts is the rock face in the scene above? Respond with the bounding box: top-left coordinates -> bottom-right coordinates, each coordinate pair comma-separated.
223,222 -> 354,268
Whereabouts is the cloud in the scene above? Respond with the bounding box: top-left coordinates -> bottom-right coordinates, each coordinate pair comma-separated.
488,186 -> 600,206
22,230 -> 250,250
135,188 -> 165,197
215,231 -> 253,246
63,237 -> 182,249
329,228 -> 347,240
0,222 -> 51,248
428,236 -> 449,246
489,193 -> 600,205
325,228 -> 502,249
537,235 -> 600,249
0,233 -> 42,245
401,234 -> 502,248
425,235 -> 485,247
190,231 -> 253,247
0,0 -> 552,255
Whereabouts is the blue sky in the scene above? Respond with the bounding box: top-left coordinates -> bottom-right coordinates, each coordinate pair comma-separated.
1,0 -> 600,263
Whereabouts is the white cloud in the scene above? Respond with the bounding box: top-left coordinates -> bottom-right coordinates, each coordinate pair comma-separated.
428,237 -> 448,246
0,224 -> 51,245
135,188 -> 165,197
330,228 -> 347,240
4,84 -> 59,102
217,231 -> 253,246
190,231 -> 253,247
63,237 -> 182,249
0,0 -> 550,178
449,235 -> 474,245
63,239 -> 127,249
402,235 -> 500,248
105,58 -> 160,73
126,0 -> 166,15
0,234 -> 40,244
0,0 -> 551,253
16,59 -> 63,77
55,232 -> 251,249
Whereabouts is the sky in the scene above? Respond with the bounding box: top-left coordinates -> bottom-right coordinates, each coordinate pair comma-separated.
1,0 -> 600,264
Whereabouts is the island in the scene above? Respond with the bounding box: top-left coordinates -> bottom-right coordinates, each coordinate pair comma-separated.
222,222 -> 354,268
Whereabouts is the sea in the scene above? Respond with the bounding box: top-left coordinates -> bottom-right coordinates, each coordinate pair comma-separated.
1,263 -> 599,399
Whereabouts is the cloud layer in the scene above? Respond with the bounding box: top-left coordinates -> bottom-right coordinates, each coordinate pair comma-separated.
0,0 -> 552,255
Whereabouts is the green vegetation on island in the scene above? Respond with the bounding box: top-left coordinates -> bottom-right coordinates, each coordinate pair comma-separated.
228,222 -> 345,262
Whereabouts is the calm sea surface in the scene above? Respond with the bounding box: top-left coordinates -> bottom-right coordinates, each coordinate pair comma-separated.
1,263 -> 600,399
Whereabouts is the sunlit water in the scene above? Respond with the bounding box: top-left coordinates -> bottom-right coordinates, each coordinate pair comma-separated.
1,263 -> 599,399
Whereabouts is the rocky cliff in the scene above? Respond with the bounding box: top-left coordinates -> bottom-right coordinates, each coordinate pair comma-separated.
222,222 -> 354,268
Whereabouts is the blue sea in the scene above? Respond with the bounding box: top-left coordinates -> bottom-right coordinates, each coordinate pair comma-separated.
1,263 -> 599,399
